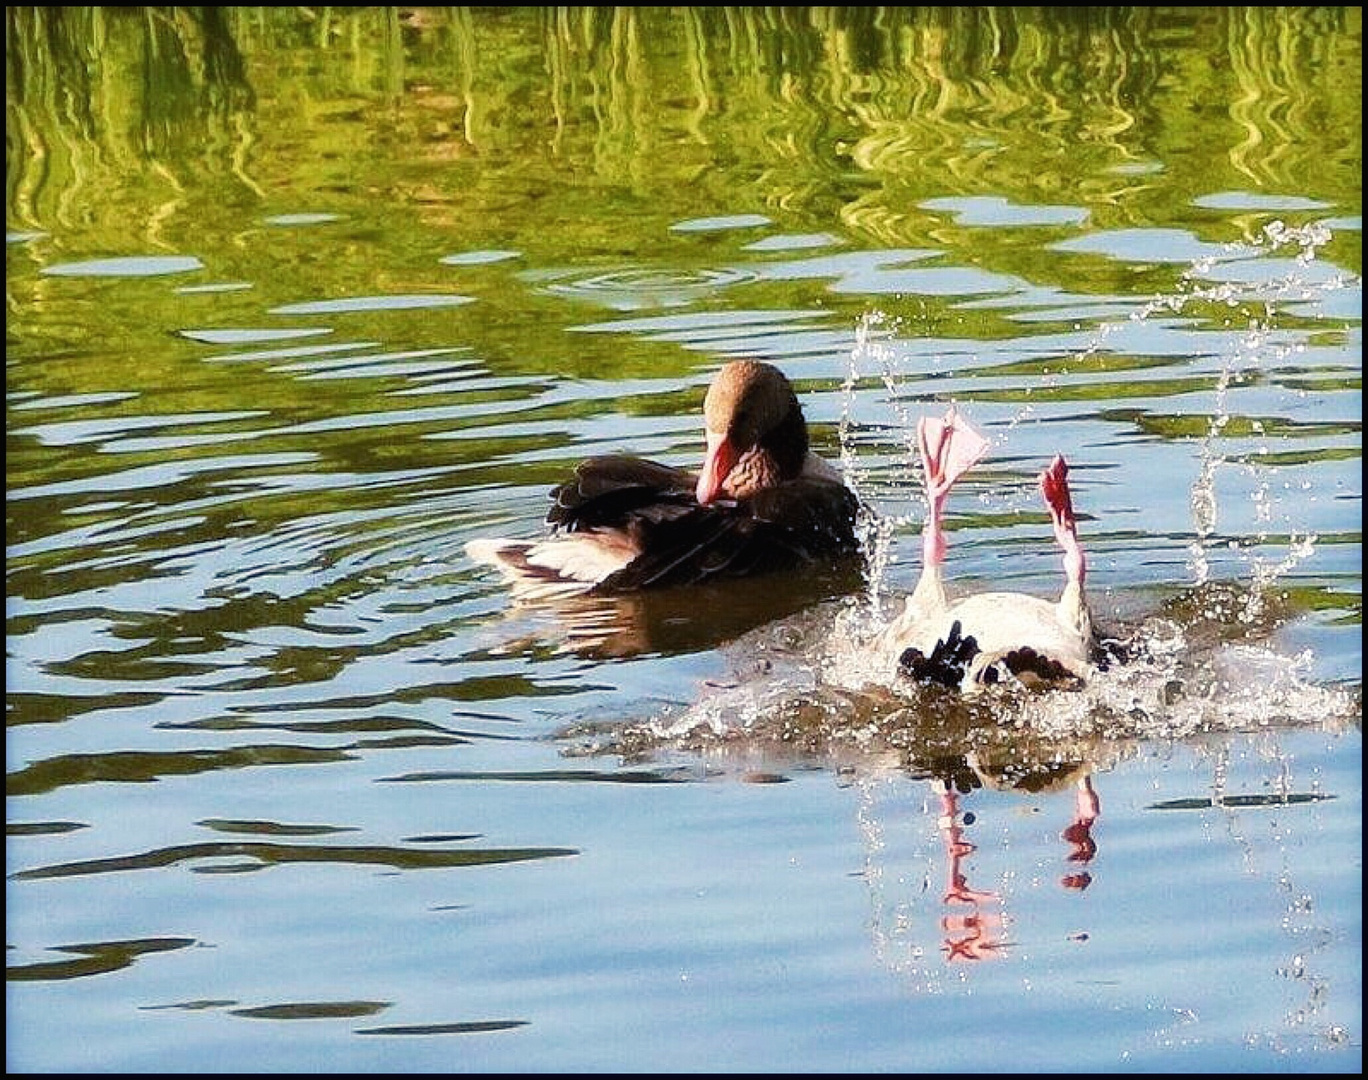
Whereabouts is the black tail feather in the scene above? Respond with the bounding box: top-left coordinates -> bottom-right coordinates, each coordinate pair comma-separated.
899,620 -> 981,689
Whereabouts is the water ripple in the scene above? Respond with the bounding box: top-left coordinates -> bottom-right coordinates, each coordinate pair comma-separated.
269,294 -> 476,315
10,839 -> 579,880
538,266 -> 757,310
41,255 -> 204,277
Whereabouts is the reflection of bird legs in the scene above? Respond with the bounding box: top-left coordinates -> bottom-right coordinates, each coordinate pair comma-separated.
942,911 -> 1006,963
937,786 -> 998,905
934,781 -> 1006,961
1060,775 -> 1100,891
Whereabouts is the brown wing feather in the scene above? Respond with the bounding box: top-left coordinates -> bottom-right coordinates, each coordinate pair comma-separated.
547,455 -> 696,532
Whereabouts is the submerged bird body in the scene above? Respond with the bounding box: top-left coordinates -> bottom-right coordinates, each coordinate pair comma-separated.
467,360 -> 859,598
898,588 -> 1093,689
886,408 -> 1095,693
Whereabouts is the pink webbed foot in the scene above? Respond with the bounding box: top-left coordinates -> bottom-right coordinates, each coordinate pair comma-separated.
916,407 -> 988,573
1040,454 -> 1075,530
918,407 -> 989,499
1040,453 -> 1086,589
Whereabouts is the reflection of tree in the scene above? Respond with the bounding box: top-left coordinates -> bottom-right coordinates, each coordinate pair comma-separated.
198,7 -> 256,115
7,8 -> 1359,245
1222,6 -> 1355,188
6,6 -> 259,230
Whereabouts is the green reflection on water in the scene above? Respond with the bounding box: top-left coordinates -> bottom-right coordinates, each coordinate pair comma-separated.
8,7 -> 1360,271
6,935 -> 197,982
9,838 -> 579,880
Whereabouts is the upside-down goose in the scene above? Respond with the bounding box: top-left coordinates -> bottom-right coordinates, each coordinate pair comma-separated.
884,407 -> 1096,692
466,360 -> 860,598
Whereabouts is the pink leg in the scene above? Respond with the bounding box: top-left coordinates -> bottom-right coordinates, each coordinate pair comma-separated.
1040,454 -> 1086,589
918,407 -> 989,568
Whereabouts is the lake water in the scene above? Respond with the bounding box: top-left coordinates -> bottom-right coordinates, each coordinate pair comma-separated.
6,7 -> 1361,1073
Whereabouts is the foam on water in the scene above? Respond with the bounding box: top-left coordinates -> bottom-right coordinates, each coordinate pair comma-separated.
634,583 -> 1355,764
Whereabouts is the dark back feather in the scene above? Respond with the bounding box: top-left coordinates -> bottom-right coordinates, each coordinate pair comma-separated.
594,476 -> 860,592
547,456 -> 696,532
542,453 -> 861,593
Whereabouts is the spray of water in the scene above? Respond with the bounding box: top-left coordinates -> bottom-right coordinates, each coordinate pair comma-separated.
635,219 -> 1358,755
1173,221 -> 1339,597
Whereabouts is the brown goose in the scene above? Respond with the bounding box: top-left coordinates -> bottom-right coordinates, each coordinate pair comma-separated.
466,360 -> 860,598
884,407 -> 1095,692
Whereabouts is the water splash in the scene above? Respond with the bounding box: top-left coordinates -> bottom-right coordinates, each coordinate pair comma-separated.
842,310 -> 921,615
853,773 -> 946,993
1199,731 -> 1349,1054
835,221 -> 1343,611
619,577 -> 1355,768
618,218 -> 1358,760
1172,220 -> 1342,597
1186,364 -> 1231,588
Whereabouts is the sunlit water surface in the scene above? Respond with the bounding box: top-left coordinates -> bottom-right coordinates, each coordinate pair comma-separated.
7,7 -> 1361,1073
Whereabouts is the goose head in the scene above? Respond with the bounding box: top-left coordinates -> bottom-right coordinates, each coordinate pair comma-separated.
696,360 -> 809,504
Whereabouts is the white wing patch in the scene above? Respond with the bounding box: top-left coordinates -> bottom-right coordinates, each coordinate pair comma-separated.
466,532 -> 638,601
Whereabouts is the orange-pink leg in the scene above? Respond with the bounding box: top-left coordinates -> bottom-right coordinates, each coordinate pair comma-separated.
937,787 -> 998,906
1040,454 -> 1086,589
918,407 -> 989,568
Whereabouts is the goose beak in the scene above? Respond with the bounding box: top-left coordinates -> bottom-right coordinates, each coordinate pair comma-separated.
696,430 -> 737,504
